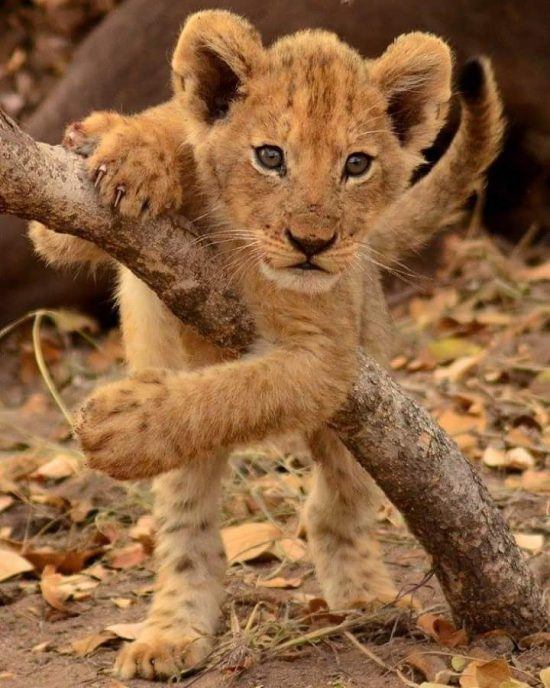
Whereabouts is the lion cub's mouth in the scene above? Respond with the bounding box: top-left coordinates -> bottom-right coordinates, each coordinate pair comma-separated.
292,260 -> 327,272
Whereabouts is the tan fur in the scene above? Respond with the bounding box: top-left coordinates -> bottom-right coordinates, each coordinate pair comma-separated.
30,10 -> 503,680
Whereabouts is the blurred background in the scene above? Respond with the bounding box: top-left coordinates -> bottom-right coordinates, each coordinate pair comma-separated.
0,4 -> 548,687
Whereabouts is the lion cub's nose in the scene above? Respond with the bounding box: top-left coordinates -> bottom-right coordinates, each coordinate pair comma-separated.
285,229 -> 336,258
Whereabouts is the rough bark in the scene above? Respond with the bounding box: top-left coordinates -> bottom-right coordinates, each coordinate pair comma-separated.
0,109 -> 546,636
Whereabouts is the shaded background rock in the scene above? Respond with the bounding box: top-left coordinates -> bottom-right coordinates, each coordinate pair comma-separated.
0,0 -> 547,325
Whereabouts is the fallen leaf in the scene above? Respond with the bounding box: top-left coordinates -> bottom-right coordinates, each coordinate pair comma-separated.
40,565 -> 99,610
105,622 -> 145,640
391,355 -> 408,370
541,668 -> 550,688
451,656 -> 467,672
31,641 -> 51,653
40,566 -> 68,611
506,470 -> 550,494
417,613 -> 468,648
72,631 -> 115,657
0,496 -> 14,513
405,652 -> 450,682
0,548 -> 33,582
30,454 -> 80,480
221,522 -> 281,563
459,659 -> 511,688
517,262 -> 550,282
428,337 -> 482,364
84,563 -> 109,581
257,576 -> 303,589
482,446 -> 507,469
514,532 -> 544,552
48,309 -> 98,334
21,546 -> 104,574
109,543 -> 148,569
271,537 -> 308,562
129,515 -> 155,553
483,446 -> 535,471
434,353 -> 484,383
112,597 -> 133,609
437,410 -> 486,452
506,426 -> 537,449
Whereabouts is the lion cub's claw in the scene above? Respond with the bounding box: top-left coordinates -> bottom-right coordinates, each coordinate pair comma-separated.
114,632 -> 211,680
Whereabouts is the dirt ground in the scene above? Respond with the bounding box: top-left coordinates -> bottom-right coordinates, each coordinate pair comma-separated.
0,232 -> 548,688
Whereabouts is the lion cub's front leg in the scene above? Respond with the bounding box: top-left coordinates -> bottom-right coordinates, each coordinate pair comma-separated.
67,104 -> 185,219
115,457 -> 228,680
30,101 -> 188,268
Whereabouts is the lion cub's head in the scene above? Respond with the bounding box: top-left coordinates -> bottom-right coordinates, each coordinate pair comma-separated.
172,10 -> 452,293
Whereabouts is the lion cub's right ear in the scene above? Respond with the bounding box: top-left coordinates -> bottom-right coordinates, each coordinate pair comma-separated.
370,33 -> 452,154
171,10 -> 264,128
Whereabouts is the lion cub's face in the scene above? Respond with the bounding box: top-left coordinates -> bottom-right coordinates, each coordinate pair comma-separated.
173,12 -> 451,293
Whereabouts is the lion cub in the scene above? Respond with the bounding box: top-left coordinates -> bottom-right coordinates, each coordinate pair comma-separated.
30,10 -> 503,680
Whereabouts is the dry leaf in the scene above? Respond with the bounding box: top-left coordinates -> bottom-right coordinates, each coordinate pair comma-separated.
506,426 -> 537,449
459,659 -> 511,688
0,496 -> 14,513
513,532 -> 544,552
517,262 -> 550,282
505,448 -> 535,471
405,652 -> 450,682
72,631 -> 115,657
30,454 -> 80,480
221,522 -> 281,563
0,548 -> 33,582
434,354 -> 484,383
109,543 -> 148,569
21,545 -> 104,574
48,309 -> 98,334
271,537 -> 308,562
257,576 -> 303,589
112,597 -> 133,609
417,613 -> 468,648
40,565 -> 69,611
506,470 -> 550,494
40,565 -> 98,610
483,446 -> 534,471
428,337 -> 482,364
129,515 -> 155,553
105,622 -> 145,641
540,667 -> 550,688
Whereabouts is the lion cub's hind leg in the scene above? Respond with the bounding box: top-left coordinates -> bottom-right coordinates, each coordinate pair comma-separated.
304,428 -> 399,611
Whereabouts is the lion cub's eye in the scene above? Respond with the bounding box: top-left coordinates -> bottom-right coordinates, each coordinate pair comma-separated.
344,152 -> 373,178
255,145 -> 284,171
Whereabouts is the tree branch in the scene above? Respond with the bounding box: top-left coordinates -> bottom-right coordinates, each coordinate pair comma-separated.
0,109 -> 546,635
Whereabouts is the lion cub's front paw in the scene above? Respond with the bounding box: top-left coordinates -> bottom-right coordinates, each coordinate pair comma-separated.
114,629 -> 212,680
64,111 -> 183,219
75,370 -> 174,480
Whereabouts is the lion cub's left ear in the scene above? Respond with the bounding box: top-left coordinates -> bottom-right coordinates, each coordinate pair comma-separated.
370,33 -> 452,153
